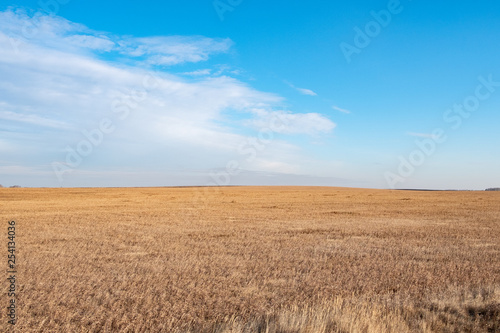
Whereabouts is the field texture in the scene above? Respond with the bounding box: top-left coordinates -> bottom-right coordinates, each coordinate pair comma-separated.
1,186 -> 499,332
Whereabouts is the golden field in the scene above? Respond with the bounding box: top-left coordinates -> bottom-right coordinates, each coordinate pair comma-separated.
0,186 -> 499,332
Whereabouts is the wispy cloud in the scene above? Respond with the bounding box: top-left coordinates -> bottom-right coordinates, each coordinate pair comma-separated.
181,69 -> 212,76
1,9 -> 232,66
332,105 -> 351,114
284,80 -> 317,96
0,9 -> 336,186
407,132 -> 439,139
0,110 -> 73,130
0,165 -> 51,176
246,110 -> 335,135
296,87 -> 317,96
64,34 -> 115,51
117,36 -> 233,66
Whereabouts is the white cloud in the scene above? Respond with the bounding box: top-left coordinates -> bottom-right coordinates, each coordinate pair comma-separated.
179,67 -> 241,78
181,69 -> 212,76
0,165 -> 51,176
332,105 -> 351,114
0,140 -> 16,153
296,87 -> 317,96
0,9 -> 337,186
117,36 -> 233,66
250,159 -> 301,174
0,9 -> 232,66
281,112 -> 335,134
0,110 -> 73,130
64,34 -> 115,51
285,80 -> 317,96
247,110 -> 335,135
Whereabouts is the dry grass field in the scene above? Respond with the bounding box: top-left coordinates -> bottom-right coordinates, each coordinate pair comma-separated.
1,186 -> 499,332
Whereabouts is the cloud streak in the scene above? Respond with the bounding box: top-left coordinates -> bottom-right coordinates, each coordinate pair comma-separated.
406,132 -> 439,140
0,111 -> 73,130
332,105 -> 351,114
284,81 -> 318,96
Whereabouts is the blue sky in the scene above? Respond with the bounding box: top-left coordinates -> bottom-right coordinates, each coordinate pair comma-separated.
0,0 -> 499,189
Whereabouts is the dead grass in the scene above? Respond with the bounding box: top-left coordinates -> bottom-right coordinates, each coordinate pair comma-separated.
0,186 -> 499,332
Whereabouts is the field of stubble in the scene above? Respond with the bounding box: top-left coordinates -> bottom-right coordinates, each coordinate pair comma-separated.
0,186 -> 499,332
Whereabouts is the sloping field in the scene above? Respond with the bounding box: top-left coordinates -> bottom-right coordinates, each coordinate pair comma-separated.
1,186 -> 499,332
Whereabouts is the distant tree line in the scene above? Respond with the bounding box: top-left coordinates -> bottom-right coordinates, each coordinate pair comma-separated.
485,188 -> 500,191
